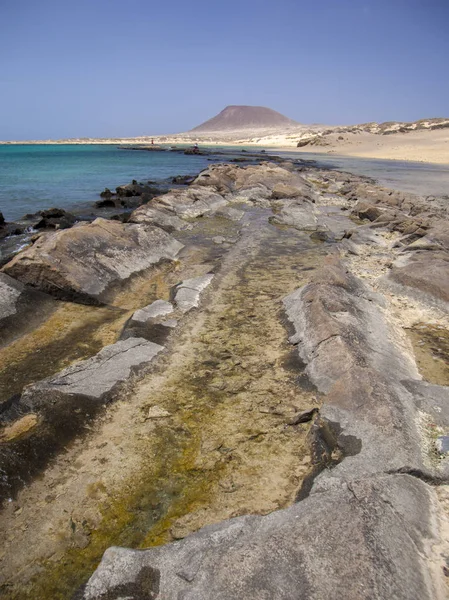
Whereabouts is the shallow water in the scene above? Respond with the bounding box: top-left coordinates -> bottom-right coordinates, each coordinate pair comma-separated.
278,150 -> 449,197
406,323 -> 449,387
0,145 -> 223,221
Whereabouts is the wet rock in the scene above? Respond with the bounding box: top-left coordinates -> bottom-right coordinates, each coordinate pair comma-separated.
100,188 -> 114,198
79,474 -> 441,600
174,274 -> 214,312
2,219 -> 183,305
35,207 -> 77,230
115,182 -> 145,197
110,212 -> 131,223
172,175 -> 195,185
95,198 -> 117,208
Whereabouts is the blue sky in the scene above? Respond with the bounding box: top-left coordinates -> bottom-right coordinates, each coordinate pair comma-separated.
0,0 -> 448,139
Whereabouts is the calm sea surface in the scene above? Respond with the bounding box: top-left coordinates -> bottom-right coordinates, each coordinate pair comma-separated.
0,144 -> 223,221
0,144 -> 448,222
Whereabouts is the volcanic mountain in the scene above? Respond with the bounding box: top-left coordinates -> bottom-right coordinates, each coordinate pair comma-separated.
190,105 -> 300,133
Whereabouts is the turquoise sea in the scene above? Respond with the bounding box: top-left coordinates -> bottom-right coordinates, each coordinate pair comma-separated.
1,144 -> 448,223
0,144 -> 222,221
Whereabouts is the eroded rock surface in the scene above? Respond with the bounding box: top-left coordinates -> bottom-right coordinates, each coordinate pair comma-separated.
79,474 -> 441,600
2,218 -> 183,304
2,159 -> 449,600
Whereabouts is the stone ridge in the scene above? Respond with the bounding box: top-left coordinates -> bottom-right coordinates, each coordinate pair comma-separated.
1,159 -> 449,598
77,164 -> 449,600
79,261 -> 449,600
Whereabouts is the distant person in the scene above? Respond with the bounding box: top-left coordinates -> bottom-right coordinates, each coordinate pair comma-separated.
193,143 -> 199,154
151,138 -> 154,145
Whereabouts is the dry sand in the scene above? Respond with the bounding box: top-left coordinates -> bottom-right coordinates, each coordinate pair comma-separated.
177,128 -> 449,165
277,128 -> 449,165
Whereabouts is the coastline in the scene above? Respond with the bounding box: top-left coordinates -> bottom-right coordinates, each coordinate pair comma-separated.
2,125 -> 449,165
1,154 -> 449,598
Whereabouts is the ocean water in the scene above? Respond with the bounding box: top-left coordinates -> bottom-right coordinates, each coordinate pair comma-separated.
1,145 -> 448,223
0,144 -> 223,221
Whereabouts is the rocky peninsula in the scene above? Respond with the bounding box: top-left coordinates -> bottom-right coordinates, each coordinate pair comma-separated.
1,155 -> 449,599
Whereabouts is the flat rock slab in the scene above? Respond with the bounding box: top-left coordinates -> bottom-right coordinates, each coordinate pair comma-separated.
23,337 -> 163,402
0,337 -> 164,500
79,474 -> 440,600
131,299 -> 174,324
174,274 -> 214,312
122,300 -> 176,344
282,260 -> 436,481
2,218 -> 183,305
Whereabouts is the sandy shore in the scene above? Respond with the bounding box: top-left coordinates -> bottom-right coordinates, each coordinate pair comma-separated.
2,124 -> 448,165
153,127 -> 449,165
277,128 -> 449,165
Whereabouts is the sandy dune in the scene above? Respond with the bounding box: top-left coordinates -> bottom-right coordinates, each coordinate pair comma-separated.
278,128 -> 449,164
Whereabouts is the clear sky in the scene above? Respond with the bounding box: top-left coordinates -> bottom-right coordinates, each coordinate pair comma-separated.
1,0 -> 448,140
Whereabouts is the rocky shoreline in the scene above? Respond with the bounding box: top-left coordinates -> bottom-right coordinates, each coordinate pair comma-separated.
1,155 -> 449,599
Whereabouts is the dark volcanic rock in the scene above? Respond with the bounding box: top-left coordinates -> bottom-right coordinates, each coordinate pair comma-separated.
171,175 -> 195,185
35,207 -> 77,230
100,187 -> 114,198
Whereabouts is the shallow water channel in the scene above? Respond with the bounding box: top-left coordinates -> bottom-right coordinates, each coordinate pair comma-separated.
0,206 -> 328,599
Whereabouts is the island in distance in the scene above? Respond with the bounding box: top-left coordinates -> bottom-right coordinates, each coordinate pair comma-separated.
2,104 -> 448,164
